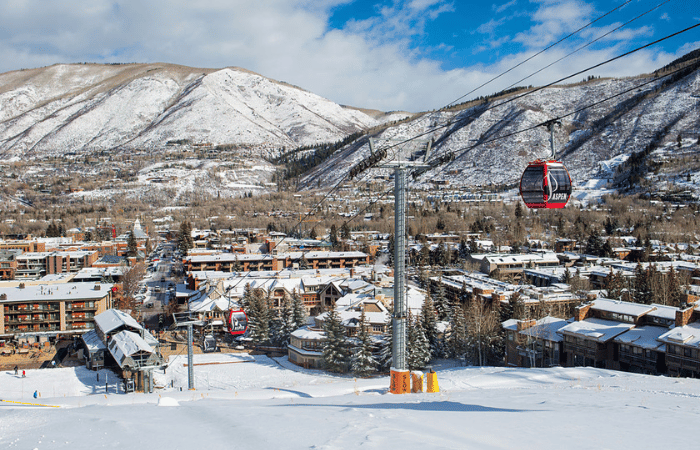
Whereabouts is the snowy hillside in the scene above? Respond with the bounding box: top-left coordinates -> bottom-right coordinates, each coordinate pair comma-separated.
0,63 -> 378,159
300,62 -> 700,195
1,354 -> 699,449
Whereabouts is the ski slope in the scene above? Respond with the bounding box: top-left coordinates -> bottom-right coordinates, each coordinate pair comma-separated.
1,353 -> 699,449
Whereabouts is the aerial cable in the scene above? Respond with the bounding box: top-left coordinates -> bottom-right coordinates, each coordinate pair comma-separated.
420,61 -> 697,175
502,0 -> 674,93
349,21 -> 700,182
445,0 -> 635,108
279,20 -> 700,240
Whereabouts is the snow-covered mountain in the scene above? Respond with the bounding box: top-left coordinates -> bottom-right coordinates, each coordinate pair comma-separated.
0,63 -> 379,159
300,56 -> 700,195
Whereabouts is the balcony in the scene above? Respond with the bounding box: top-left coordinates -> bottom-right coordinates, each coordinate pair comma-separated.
667,354 -> 700,372
6,315 -> 61,325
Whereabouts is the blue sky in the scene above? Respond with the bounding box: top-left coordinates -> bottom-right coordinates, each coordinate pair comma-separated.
0,0 -> 698,111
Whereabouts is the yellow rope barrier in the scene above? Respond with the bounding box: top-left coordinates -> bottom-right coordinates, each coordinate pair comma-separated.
0,399 -> 60,408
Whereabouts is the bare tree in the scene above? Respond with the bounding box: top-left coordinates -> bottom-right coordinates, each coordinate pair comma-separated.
118,262 -> 146,311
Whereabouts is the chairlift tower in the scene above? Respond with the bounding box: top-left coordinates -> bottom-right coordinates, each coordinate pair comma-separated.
373,138 -> 432,394
172,311 -> 205,390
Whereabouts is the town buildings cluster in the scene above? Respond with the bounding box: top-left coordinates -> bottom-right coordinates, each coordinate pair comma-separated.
3,217 -> 700,387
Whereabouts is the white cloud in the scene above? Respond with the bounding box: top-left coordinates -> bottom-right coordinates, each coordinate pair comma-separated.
493,0 -> 518,14
0,0 -> 692,112
513,0 -> 595,48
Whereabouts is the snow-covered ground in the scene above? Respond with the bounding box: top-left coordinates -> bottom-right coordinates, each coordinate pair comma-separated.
2,353 -> 699,449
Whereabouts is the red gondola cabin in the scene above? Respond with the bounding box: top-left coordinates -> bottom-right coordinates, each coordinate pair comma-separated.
226,309 -> 248,336
519,160 -> 572,209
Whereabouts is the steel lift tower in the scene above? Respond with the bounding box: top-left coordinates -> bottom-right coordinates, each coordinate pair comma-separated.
373,139 -> 431,394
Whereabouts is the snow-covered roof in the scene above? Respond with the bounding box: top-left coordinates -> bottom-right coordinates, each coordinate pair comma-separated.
81,329 -> 106,352
558,318 -> 634,343
291,327 -> 326,341
502,319 -> 519,331
0,282 -> 114,303
94,309 -> 143,335
518,316 -> 568,342
658,322 -> 700,346
189,292 -> 230,312
647,304 -> 678,321
614,326 -> 667,350
108,330 -> 154,364
590,298 -> 655,317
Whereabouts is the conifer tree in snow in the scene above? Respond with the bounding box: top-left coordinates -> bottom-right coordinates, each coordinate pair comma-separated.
447,304 -> 468,362
322,308 -> 349,373
433,277 -> 451,321
351,310 -> 378,377
377,315 -> 393,372
291,289 -> 307,328
666,266 -> 684,307
420,291 -> 441,358
407,314 -> 431,370
633,263 -> 652,304
272,297 -> 296,347
240,283 -> 253,312
247,290 -> 271,345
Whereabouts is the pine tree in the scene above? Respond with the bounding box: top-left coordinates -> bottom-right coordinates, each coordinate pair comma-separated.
458,238 -> 470,261
667,266 -> 684,307
447,304 -> 468,362
178,221 -> 194,256
240,283 -> 253,311
433,277 -> 451,321
247,290 -> 271,345
322,309 -> 349,373
377,315 -> 393,372
407,315 -> 431,370
420,291 -> 440,358
329,224 -> 339,249
585,228 -> 604,256
273,297 -> 296,347
291,289 -> 307,328
351,310 -> 378,377
604,268 -> 626,300
633,264 -> 652,304
127,232 -> 138,258
340,222 -> 351,240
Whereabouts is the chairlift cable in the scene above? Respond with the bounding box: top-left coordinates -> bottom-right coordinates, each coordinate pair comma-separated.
444,0 -> 635,108
501,0 -> 674,93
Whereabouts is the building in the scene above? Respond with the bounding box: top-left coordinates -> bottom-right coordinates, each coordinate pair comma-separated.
81,309 -> 162,392
0,282 -> 113,337
184,251 -> 370,273
478,253 -> 560,279
558,299 -> 656,369
0,249 -> 21,280
13,250 -> 99,280
658,304 -> 700,378
288,326 -> 326,369
503,316 -> 568,368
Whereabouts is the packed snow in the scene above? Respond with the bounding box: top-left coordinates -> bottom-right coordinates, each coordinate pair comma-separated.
2,352 -> 699,449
